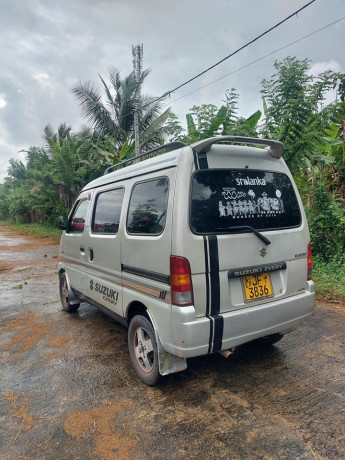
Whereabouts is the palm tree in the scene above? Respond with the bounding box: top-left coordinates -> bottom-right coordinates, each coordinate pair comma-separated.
43,122 -> 72,149
72,67 -> 171,161
42,124 -> 107,208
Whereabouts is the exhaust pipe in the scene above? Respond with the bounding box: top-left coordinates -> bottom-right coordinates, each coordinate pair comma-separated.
218,348 -> 235,359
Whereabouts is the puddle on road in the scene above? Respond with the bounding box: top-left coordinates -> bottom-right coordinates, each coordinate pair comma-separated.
0,228 -> 59,267
0,227 -> 55,249
0,233 -> 28,246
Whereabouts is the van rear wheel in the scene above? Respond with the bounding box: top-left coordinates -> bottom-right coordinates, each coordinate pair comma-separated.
59,273 -> 79,313
128,315 -> 161,386
256,333 -> 285,345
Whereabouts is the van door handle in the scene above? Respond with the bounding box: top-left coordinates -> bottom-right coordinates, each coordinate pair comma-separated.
89,248 -> 94,261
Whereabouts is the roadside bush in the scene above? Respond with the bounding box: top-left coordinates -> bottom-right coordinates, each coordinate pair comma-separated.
306,184 -> 345,262
313,254 -> 345,302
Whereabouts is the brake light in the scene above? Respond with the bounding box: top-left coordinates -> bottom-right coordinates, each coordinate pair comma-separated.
170,256 -> 194,306
307,242 -> 313,280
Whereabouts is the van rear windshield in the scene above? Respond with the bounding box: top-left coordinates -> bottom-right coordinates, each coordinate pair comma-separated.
190,169 -> 301,234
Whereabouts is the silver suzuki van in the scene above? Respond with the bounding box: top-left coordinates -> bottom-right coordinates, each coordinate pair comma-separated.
58,136 -> 315,385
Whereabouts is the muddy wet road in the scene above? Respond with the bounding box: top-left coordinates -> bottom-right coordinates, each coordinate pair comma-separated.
0,226 -> 344,460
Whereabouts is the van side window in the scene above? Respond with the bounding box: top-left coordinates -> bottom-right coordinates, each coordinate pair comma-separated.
69,199 -> 89,233
92,188 -> 124,234
127,178 -> 168,235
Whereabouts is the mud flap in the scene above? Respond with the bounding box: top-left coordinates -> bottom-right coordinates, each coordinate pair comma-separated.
146,311 -> 187,376
64,272 -> 81,305
156,334 -> 187,376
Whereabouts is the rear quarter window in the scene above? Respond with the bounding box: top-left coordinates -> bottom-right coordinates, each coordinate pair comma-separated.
191,169 -> 301,234
127,178 -> 169,235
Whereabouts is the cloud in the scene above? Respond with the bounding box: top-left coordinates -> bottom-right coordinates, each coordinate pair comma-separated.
1,0 -> 345,183
310,60 -> 343,75
0,94 -> 7,108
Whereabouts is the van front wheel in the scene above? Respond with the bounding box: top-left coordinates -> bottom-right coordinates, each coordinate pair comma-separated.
59,273 -> 79,313
128,315 -> 161,386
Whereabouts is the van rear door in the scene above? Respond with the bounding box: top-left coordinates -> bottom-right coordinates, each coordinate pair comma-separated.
188,166 -> 309,315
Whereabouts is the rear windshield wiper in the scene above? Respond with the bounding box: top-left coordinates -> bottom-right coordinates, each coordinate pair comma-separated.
215,225 -> 271,246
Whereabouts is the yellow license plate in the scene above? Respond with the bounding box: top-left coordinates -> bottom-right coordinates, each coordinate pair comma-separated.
242,272 -> 273,302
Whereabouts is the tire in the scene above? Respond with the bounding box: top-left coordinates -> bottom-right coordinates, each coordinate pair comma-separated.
59,273 -> 80,313
255,333 -> 285,345
128,315 -> 161,386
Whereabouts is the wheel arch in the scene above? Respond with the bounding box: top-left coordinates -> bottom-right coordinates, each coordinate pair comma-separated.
125,300 -> 187,378
126,301 -> 151,325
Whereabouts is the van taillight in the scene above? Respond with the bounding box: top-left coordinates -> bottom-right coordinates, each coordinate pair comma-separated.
307,242 -> 313,280
170,256 -> 194,307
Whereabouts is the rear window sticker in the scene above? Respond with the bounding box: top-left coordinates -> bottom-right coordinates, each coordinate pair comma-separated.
218,189 -> 285,219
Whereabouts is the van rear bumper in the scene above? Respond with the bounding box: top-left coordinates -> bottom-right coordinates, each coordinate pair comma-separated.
168,281 -> 315,358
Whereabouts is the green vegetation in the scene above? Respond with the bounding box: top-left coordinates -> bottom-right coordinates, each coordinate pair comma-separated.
12,284 -> 23,290
0,57 -> 345,302
313,256 -> 345,303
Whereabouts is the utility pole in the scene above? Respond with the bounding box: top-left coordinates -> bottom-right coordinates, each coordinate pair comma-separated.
132,43 -> 143,158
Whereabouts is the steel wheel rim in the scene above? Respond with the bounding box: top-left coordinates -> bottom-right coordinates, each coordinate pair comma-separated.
133,326 -> 154,373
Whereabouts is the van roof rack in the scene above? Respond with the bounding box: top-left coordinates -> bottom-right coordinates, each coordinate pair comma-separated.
191,136 -> 284,159
104,141 -> 187,175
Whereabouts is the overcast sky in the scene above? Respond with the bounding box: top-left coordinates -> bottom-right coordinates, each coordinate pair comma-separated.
1,0 -> 344,182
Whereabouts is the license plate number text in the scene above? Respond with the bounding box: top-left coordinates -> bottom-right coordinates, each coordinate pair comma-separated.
242,272 -> 273,301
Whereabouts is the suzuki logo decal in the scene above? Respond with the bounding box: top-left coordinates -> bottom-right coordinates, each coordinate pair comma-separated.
259,247 -> 267,257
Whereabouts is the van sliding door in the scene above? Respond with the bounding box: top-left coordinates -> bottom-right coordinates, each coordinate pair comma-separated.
84,187 -> 125,317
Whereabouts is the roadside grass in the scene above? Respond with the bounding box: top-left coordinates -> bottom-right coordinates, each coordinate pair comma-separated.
313,256 -> 345,304
0,221 -> 62,244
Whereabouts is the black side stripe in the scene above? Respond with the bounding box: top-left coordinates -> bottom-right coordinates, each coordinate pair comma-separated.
203,235 -> 213,354
198,151 -> 209,170
122,264 -> 170,284
193,151 -> 199,170
207,235 -> 224,353
209,235 -> 220,316
208,316 -> 214,354
203,236 -> 210,317
212,315 -> 224,353
194,149 -> 223,354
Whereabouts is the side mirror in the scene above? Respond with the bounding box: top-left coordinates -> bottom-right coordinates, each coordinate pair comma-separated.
72,218 -> 85,232
58,216 -> 68,230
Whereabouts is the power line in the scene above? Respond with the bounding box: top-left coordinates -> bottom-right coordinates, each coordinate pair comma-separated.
142,0 -> 316,109
162,16 -> 345,108
96,13 -> 343,131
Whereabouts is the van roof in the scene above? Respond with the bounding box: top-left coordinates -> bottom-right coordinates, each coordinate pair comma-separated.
82,136 -> 284,192
82,145 -> 186,191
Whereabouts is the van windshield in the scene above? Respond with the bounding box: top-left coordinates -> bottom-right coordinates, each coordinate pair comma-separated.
190,169 -> 301,234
